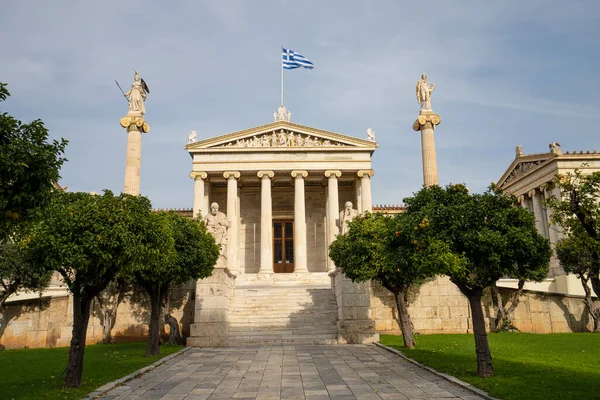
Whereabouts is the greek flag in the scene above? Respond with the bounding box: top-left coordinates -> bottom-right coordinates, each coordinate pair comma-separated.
282,48 -> 314,70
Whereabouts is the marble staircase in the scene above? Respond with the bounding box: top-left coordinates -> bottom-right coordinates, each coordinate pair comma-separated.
228,273 -> 339,346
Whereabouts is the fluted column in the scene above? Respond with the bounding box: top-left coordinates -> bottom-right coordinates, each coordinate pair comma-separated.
357,170 -> 374,213
120,113 -> 150,196
292,170 -> 308,273
413,111 -> 441,187
223,171 -> 240,276
257,171 -> 274,274
190,172 -> 208,218
529,189 -> 543,235
355,180 -> 363,214
325,170 -> 341,272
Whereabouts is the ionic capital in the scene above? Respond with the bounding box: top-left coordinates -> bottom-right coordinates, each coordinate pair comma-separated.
120,115 -> 150,133
324,170 -> 342,178
257,170 -> 275,179
412,112 -> 441,131
291,170 -> 308,178
189,171 -> 208,180
539,183 -> 549,193
357,169 -> 375,178
528,189 -> 537,198
517,195 -> 525,203
223,171 -> 241,180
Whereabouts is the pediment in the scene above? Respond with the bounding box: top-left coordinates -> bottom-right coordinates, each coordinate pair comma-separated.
498,155 -> 552,188
186,121 -> 377,151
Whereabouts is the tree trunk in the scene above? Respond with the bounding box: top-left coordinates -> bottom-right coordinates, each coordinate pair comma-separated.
393,287 -> 415,349
99,288 -> 126,344
63,288 -> 92,388
145,285 -> 162,357
164,314 -> 182,345
492,280 -> 524,331
466,288 -> 494,377
579,274 -> 600,332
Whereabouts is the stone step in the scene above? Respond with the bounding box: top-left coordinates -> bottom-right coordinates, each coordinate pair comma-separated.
228,326 -> 338,333
228,317 -> 337,324
228,335 -> 339,346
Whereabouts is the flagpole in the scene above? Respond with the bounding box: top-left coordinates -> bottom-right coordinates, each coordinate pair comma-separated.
280,47 -> 284,106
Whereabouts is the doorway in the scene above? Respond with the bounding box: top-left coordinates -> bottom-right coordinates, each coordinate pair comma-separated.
273,220 -> 294,273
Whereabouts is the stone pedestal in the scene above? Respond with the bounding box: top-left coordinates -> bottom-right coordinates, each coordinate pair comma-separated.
412,110 -> 441,187
187,269 -> 235,347
330,269 -> 379,344
120,112 -> 150,195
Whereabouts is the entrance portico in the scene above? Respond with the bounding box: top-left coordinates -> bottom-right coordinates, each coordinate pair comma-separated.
186,118 -> 377,276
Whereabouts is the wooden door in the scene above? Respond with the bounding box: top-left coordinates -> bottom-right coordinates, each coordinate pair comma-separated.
273,220 -> 294,273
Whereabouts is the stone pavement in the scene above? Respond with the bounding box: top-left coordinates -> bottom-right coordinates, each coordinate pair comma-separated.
94,345 -> 484,400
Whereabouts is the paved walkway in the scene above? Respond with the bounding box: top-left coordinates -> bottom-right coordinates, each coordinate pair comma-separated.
95,345 -> 484,400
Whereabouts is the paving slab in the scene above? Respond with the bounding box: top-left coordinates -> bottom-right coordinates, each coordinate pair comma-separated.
90,345 -> 485,400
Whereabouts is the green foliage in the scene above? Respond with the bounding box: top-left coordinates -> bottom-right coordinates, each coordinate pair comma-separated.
134,211 -> 219,288
0,238 -> 52,308
544,170 -> 600,298
329,212 -> 464,291
404,184 -> 551,289
0,342 -> 183,400
24,191 -> 170,297
380,333 -> 600,400
0,82 -> 68,240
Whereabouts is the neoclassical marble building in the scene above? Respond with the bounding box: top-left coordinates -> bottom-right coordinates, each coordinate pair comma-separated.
186,108 -> 377,276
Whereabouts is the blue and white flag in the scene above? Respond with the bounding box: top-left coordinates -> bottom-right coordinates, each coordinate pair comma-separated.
282,48 -> 314,70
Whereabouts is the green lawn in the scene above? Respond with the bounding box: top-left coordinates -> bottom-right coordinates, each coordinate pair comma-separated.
380,333 -> 600,400
0,342 -> 184,400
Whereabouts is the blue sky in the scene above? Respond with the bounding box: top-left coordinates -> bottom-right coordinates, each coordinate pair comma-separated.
2,1 -> 599,208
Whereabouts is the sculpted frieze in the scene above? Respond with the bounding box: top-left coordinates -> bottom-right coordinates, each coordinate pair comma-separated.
501,160 -> 547,187
213,129 -> 346,148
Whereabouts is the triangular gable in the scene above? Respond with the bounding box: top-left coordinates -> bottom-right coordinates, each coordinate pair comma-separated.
498,154 -> 552,188
186,121 -> 377,150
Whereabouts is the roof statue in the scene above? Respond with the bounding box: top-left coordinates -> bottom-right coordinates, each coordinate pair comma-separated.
274,105 -> 291,122
549,141 -> 562,156
416,73 -> 435,111
124,71 -> 149,115
515,145 -> 524,157
366,128 -> 376,142
188,130 -> 197,144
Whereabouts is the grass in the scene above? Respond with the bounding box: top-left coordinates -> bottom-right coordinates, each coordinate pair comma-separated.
380,333 -> 600,400
0,341 -> 184,400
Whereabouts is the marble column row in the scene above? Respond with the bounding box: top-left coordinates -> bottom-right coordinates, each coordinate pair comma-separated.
190,169 -> 374,275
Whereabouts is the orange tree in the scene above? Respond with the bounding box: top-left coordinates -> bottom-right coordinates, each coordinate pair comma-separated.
329,212 -> 464,348
404,184 -> 551,377
24,191 -> 170,388
133,211 -> 218,356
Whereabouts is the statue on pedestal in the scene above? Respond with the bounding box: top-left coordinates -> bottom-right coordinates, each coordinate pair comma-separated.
416,73 -> 435,111
204,203 -> 230,260
339,201 -> 360,234
124,71 -> 149,115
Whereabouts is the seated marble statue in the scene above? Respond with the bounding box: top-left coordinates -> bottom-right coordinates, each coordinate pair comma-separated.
203,202 -> 230,254
339,201 -> 360,234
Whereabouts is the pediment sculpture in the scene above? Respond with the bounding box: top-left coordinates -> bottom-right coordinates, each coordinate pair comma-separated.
215,129 -> 346,148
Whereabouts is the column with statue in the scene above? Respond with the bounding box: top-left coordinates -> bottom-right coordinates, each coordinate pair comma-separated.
118,71 -> 150,195
413,73 -> 441,187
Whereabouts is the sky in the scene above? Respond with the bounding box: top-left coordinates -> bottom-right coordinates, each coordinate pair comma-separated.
2,1 -> 599,209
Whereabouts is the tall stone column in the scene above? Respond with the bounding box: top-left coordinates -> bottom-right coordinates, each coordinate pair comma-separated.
292,170 -> 308,273
355,180 -> 363,214
190,172 -> 208,218
529,189 -> 544,235
258,171 -> 274,274
120,113 -> 150,195
325,170 -> 341,272
223,171 -> 240,276
357,170 -> 374,213
412,111 -> 441,187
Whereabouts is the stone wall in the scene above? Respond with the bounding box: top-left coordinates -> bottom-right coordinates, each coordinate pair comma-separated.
370,275 -> 599,334
1,283 -> 195,349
